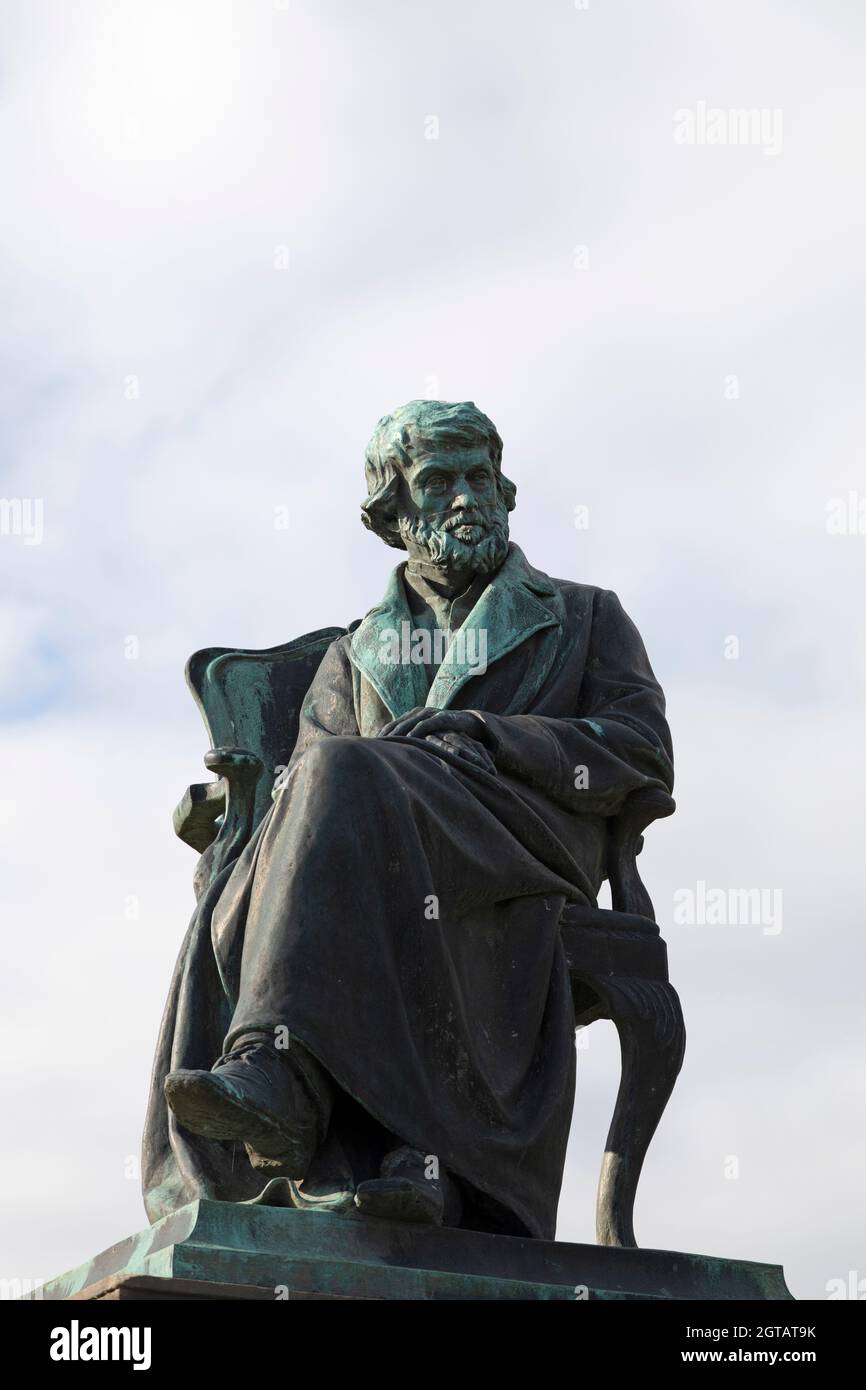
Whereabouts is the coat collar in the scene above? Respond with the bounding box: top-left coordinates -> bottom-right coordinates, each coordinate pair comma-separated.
349,543 -> 562,718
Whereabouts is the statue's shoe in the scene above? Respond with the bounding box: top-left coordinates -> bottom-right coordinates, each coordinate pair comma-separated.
353,1145 -> 462,1226
164,1037 -> 325,1176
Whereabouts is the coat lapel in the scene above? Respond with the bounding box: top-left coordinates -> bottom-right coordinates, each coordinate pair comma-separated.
426,545 -> 563,711
349,566 -> 429,718
349,544 -> 563,719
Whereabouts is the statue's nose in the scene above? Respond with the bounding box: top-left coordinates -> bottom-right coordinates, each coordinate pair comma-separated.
452,491 -> 476,510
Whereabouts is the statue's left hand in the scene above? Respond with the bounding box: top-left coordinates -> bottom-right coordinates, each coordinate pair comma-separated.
378,708 -> 498,776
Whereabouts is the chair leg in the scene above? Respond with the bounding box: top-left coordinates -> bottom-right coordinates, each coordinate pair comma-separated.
592,977 -> 686,1248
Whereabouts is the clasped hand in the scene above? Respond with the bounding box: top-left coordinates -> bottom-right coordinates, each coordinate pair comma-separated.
378,707 -> 498,776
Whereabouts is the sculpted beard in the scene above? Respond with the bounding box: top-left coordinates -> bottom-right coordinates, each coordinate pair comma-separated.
398,497 -> 510,577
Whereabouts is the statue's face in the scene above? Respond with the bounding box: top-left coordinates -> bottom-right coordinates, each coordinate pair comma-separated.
404,446 -> 496,537
395,444 -> 510,580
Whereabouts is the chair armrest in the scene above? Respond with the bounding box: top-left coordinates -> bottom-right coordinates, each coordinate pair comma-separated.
173,780 -> 226,853
172,746 -> 264,897
606,786 -> 675,919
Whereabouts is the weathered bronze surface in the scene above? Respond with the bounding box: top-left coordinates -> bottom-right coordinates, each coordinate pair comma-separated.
145,400 -> 683,1249
29,1200 -> 794,1302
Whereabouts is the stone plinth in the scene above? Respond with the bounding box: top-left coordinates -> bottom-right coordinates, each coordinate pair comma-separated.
28,1200 -> 793,1301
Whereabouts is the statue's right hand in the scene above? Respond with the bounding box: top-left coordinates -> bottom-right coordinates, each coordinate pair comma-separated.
377,708 -> 497,775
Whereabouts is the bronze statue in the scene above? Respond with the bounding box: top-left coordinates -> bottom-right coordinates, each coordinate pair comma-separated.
144,400 -> 680,1244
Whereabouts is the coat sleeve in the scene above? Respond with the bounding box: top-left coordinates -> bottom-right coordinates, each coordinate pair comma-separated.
476,589 -> 674,815
289,636 -> 361,764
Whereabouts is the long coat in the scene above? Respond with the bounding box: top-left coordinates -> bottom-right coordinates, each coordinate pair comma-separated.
143,544 -> 673,1238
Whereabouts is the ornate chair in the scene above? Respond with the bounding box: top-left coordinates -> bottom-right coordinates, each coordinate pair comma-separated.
173,627 -> 685,1249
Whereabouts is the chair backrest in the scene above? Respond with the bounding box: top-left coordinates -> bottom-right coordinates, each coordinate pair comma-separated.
186,627 -> 346,833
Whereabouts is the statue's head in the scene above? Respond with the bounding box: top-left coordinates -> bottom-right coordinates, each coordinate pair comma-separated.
361,399 -> 516,580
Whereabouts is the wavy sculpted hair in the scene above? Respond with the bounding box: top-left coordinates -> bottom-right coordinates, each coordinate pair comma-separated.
361,399 -> 517,550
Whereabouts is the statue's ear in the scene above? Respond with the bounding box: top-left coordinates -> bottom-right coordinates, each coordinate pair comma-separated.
360,505 -> 406,550
381,512 -> 406,547
361,470 -> 408,549
498,472 -> 517,513
378,515 -> 408,550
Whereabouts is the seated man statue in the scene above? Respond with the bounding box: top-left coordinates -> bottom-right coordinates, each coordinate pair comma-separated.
153,399 -> 674,1240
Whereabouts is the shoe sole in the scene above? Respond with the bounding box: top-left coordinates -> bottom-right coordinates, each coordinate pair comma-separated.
164,1071 -> 301,1164
353,1177 -> 444,1225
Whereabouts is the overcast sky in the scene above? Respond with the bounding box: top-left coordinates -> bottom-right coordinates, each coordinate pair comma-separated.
1,0 -> 864,1300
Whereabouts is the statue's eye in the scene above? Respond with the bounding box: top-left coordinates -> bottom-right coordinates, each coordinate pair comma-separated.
425,475 -> 448,492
